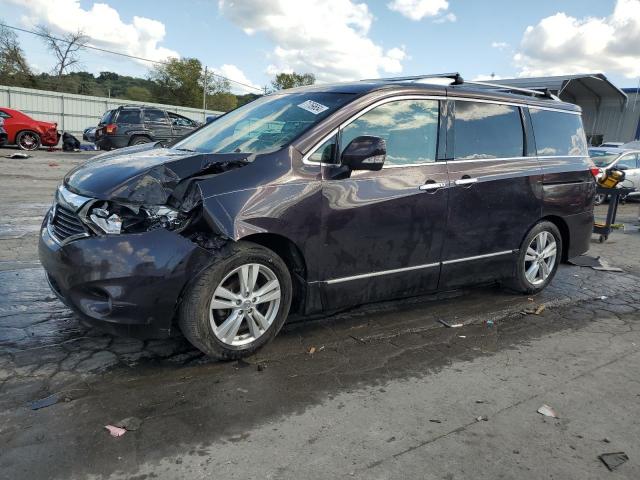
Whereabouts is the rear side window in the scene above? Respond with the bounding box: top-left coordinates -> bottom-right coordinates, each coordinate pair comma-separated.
144,109 -> 169,123
617,153 -> 638,169
116,110 -> 141,124
453,101 -> 524,160
529,109 -> 588,156
0,110 -> 11,119
340,99 -> 440,166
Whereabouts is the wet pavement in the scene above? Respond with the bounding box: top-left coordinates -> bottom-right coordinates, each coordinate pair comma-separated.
1,151 -> 639,479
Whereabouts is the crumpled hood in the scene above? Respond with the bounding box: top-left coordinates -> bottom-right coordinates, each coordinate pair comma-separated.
64,144 -> 252,205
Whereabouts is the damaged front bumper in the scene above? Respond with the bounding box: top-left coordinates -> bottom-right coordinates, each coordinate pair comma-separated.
38,214 -> 215,338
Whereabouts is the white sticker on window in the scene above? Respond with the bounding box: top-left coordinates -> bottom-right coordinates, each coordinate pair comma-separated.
297,100 -> 329,115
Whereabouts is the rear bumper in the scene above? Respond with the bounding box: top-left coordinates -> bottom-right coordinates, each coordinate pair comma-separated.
95,135 -> 129,150
38,215 -> 215,338
565,210 -> 594,259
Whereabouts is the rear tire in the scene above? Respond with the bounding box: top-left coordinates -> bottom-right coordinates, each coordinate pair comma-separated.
178,241 -> 292,360
506,221 -> 562,294
129,136 -> 151,146
16,131 -> 41,151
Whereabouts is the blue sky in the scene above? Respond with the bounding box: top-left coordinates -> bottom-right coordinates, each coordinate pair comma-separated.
2,0 -> 638,93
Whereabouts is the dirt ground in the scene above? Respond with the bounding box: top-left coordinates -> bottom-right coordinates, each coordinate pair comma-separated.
1,150 -> 639,479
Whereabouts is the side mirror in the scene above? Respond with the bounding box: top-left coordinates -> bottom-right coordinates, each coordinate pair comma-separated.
616,163 -> 629,171
341,136 -> 386,171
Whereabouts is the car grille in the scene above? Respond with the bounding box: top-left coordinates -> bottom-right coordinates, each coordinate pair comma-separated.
49,203 -> 90,243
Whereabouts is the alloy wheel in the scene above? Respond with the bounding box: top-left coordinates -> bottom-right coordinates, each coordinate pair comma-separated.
19,133 -> 38,150
524,231 -> 557,285
209,263 -> 281,346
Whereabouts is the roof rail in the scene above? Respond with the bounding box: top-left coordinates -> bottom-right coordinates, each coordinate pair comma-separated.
461,80 -> 560,100
361,72 -> 464,85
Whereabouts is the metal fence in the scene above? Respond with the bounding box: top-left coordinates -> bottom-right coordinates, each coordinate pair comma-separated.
0,84 -> 223,137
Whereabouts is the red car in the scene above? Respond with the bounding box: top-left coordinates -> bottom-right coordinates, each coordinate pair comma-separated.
0,107 -> 60,150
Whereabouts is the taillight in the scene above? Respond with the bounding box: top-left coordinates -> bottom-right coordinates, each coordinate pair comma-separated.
105,124 -> 118,134
590,167 -> 600,177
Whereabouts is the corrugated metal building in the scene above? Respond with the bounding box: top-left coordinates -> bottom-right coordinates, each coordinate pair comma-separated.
494,74 -> 634,145
0,85 -> 223,137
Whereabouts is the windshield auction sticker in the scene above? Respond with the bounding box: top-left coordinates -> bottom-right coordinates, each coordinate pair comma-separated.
297,100 -> 329,115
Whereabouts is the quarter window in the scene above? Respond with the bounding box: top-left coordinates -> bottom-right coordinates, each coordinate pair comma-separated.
308,135 -> 338,163
529,109 -> 588,157
453,101 -> 524,160
340,99 -> 439,166
116,110 -> 141,124
0,110 -> 11,119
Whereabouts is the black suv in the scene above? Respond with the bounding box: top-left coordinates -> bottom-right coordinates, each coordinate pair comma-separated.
39,73 -> 597,360
94,106 -> 200,150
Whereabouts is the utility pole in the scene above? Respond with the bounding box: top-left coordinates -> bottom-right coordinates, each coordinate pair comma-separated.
202,66 -> 208,121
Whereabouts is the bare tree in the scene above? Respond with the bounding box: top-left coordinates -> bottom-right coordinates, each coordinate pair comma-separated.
36,25 -> 88,77
0,22 -> 32,78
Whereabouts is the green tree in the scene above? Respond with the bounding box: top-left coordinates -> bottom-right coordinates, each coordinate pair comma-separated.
149,57 -> 204,108
271,72 -> 315,91
207,92 -> 237,111
0,22 -> 35,87
125,86 -> 152,102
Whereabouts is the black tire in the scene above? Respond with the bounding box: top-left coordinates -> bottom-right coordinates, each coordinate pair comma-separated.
129,136 -> 151,146
178,241 -> 292,360
506,221 -> 563,295
16,131 -> 41,151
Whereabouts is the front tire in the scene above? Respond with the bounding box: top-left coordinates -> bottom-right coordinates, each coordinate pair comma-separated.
16,131 -> 41,151
507,221 -> 562,294
178,241 -> 292,360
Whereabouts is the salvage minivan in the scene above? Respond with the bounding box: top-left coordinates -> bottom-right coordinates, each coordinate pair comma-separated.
39,74 -> 597,359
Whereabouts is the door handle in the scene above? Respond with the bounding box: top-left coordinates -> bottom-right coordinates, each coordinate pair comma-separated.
419,182 -> 447,191
454,177 -> 478,186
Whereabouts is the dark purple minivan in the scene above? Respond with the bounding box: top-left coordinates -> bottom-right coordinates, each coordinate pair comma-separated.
39,74 -> 596,359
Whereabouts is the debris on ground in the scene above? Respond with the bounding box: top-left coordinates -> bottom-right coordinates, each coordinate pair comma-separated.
115,417 -> 142,431
569,255 -> 623,272
522,304 -> 546,315
308,346 -> 316,354
599,452 -> 629,471
5,152 -> 30,159
237,388 -> 248,394
28,393 -> 59,410
437,319 -> 463,328
537,404 -> 559,418
476,415 -> 488,422
485,319 -> 494,327
48,162 -> 59,167
600,296 -> 608,300
428,419 -> 441,423
257,363 -> 265,372
105,425 -> 126,437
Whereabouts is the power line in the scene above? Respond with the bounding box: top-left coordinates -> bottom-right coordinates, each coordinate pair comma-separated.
0,22 -> 263,93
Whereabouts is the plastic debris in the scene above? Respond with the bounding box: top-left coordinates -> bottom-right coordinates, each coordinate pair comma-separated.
600,296 -> 608,300
537,404 -> 559,418
105,425 -> 126,437
476,415 -> 488,422
115,417 -> 142,431
237,388 -> 249,394
599,452 -> 628,471
308,346 -> 316,354
5,152 -> 30,159
438,319 -> 463,328
29,393 -> 59,410
535,305 -> 546,315
485,319 -> 494,327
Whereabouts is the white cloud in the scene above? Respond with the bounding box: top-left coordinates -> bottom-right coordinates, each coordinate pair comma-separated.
433,12 -> 457,23
218,0 -> 407,83
387,0 -> 449,21
491,41 -> 509,50
515,0 -> 640,78
9,0 -> 178,63
211,64 -> 262,94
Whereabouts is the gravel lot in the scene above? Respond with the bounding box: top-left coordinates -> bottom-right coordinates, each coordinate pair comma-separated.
1,149 -> 639,479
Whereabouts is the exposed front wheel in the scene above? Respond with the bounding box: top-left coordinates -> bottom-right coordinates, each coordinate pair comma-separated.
178,241 -> 292,359
506,221 -> 562,294
594,193 -> 607,205
16,131 -> 41,151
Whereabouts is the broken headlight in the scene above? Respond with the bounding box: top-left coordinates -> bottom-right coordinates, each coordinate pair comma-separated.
85,202 -> 190,235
